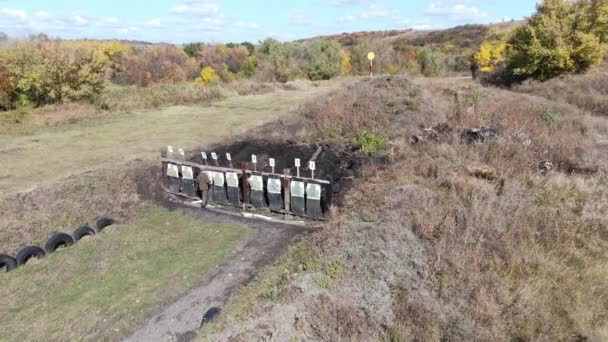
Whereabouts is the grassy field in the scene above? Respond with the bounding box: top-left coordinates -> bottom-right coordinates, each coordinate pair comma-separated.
0,204 -> 251,342
0,82 -> 339,195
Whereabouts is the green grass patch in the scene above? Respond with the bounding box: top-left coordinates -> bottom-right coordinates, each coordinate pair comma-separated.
0,204 -> 251,341
354,129 -> 389,155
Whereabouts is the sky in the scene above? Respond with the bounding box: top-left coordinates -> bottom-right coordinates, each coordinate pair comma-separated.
0,0 -> 539,44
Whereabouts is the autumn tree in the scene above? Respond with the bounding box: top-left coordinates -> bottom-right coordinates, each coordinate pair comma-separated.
474,40 -> 507,72
506,0 -> 604,81
194,66 -> 220,85
340,50 -> 352,75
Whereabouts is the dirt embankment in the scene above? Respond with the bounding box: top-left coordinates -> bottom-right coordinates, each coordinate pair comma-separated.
0,161 -> 162,256
199,75 -> 608,341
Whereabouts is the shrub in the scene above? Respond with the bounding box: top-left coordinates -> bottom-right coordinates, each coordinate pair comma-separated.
302,41 -> 341,81
3,42 -> 107,107
474,40 -> 507,73
194,67 -> 220,85
354,129 -> 389,155
506,0 -> 604,81
340,50 -> 352,75
416,47 -> 446,77
183,42 -> 201,58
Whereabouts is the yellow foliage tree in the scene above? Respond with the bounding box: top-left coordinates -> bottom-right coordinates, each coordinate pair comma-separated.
474,40 -> 507,73
194,66 -> 220,85
340,50 -> 352,75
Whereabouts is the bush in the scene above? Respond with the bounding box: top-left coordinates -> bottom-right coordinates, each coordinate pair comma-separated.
416,47 -> 447,77
354,129 -> 389,155
300,41 -> 341,81
194,67 -> 220,85
3,42 -> 107,107
506,0 -> 604,82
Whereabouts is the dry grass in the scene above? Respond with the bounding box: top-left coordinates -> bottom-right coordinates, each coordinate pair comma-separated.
0,204 -> 251,342
0,80 -> 340,195
0,161 -> 157,255
0,79 -> 321,134
199,75 -> 608,341
515,65 -> 608,116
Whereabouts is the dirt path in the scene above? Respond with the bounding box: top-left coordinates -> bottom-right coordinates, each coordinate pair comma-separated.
0,82 -> 340,195
124,206 -> 305,342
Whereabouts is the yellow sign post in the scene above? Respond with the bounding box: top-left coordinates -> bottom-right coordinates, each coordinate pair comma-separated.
367,52 -> 375,78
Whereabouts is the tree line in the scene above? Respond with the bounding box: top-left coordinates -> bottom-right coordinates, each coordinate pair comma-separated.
0,0 -> 606,111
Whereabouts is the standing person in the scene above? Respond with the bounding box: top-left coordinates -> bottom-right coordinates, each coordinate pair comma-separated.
197,171 -> 211,207
282,168 -> 291,212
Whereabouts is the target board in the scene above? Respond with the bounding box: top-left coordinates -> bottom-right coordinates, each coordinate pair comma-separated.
226,172 -> 240,206
267,177 -> 283,211
166,164 -> 181,193
181,166 -> 197,197
211,172 -> 228,203
306,183 -> 323,219
290,181 -> 306,216
249,175 -> 266,208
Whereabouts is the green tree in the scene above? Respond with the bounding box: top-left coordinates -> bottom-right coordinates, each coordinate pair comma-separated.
506,0 -> 604,81
416,47 -> 446,77
300,41 -> 341,80
183,42 -> 201,58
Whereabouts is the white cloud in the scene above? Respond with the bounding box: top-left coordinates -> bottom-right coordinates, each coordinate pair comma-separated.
170,0 -> 221,17
145,18 -> 162,27
0,8 -> 26,21
33,11 -> 50,21
336,3 -> 406,25
424,2 -> 488,21
115,26 -> 138,35
235,21 -> 258,29
289,12 -> 313,26
72,15 -> 88,26
97,17 -> 121,27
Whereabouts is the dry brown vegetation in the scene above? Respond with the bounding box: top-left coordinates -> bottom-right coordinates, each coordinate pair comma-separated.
200,75 -> 608,341
515,64 -> 608,116
0,80 -> 309,133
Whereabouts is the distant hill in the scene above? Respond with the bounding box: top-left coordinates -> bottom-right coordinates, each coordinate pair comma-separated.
296,20 -> 524,50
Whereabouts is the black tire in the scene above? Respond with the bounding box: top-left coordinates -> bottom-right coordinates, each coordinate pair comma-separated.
200,307 -> 221,327
16,246 -> 46,266
0,254 -> 17,272
96,217 -> 115,232
73,226 -> 96,241
44,233 -> 75,253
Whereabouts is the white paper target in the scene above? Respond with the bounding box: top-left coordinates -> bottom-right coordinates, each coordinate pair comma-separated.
167,146 -> 174,153
267,178 -> 281,194
201,152 -> 207,160
295,158 -> 301,167
166,164 -> 179,178
309,161 -> 316,171
269,158 -> 275,167
251,155 -> 257,164
226,172 -> 239,188
178,148 -> 185,156
181,166 -> 194,180
226,153 -> 232,161
291,181 -> 305,198
211,152 -> 218,160
212,172 -> 225,186
249,175 -> 263,192
306,183 -> 322,200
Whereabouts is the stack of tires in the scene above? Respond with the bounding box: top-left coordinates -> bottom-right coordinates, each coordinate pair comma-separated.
0,217 -> 115,273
